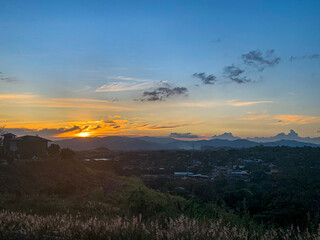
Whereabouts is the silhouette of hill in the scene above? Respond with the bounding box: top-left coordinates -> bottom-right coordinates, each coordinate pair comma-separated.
247,129 -> 320,144
54,134 -> 320,151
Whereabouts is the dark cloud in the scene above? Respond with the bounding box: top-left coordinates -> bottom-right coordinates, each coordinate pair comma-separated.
3,125 -> 82,139
289,53 -> 320,61
193,72 -> 217,85
242,49 -> 281,71
223,65 -> 251,83
0,72 -> 18,83
211,38 -> 222,43
0,77 -> 17,83
137,124 -> 185,130
92,125 -> 101,130
37,125 -> 81,135
169,132 -> 199,138
138,87 -> 188,102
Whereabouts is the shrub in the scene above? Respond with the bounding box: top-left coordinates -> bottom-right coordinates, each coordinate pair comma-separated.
60,148 -> 75,160
48,144 -> 60,157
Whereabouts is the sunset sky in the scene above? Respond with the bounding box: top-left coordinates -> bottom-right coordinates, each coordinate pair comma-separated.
1,0 -> 320,139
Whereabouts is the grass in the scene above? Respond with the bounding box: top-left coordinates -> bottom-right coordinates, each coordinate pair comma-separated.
0,158 -> 319,239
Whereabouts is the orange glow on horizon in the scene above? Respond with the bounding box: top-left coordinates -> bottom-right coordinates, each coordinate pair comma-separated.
78,132 -> 90,137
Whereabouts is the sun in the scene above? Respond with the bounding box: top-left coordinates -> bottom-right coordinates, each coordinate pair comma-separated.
78,132 -> 90,137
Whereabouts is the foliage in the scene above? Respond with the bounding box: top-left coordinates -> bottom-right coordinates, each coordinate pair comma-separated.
0,210 -> 319,240
48,144 -> 60,157
60,148 -> 75,160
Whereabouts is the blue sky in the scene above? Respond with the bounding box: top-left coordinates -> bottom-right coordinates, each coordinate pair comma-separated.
0,0 -> 320,138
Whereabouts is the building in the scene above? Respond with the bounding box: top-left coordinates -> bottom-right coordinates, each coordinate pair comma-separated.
0,133 -> 50,160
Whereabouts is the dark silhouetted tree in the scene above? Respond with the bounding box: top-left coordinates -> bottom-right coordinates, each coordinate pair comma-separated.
60,148 -> 75,160
0,125 -> 5,135
48,144 -> 60,157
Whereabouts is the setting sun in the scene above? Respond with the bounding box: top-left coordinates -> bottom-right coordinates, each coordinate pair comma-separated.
78,132 -> 90,137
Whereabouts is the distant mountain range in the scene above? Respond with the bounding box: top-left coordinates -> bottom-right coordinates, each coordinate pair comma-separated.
54,130 -> 320,151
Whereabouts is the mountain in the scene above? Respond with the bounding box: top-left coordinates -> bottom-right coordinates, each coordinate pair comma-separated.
247,129 -> 320,144
54,136 -> 166,151
54,135 -> 320,151
136,136 -> 178,144
261,139 -> 320,147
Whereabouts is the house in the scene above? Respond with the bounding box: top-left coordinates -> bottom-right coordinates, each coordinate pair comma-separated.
0,133 -> 50,160
174,172 -> 194,179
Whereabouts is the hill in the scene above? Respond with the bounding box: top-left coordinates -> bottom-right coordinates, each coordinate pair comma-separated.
54,136 -> 320,151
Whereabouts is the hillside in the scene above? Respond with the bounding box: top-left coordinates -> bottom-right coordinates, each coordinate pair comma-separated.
54,136 -> 320,151
0,158 -> 184,219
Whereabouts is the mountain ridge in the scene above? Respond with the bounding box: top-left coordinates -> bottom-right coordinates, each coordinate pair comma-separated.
54,133 -> 320,151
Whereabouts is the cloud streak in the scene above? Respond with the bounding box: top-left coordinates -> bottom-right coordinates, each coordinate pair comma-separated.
227,100 -> 273,107
0,94 -> 132,111
170,132 -> 199,138
96,76 -> 168,92
193,72 -> 217,85
273,115 -> 320,125
0,72 -> 18,83
289,53 -> 320,61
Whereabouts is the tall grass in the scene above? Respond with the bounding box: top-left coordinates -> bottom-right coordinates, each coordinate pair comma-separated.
0,210 -> 319,240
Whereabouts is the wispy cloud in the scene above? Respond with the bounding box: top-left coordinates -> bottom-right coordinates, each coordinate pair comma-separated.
242,49 -> 281,71
239,113 -> 320,125
0,72 -> 18,83
96,82 -> 155,92
223,65 -> 251,83
96,76 -> 167,92
289,53 -> 320,61
193,72 -> 217,85
0,94 -> 132,111
227,100 -> 273,107
170,132 -> 199,138
137,86 -> 188,102
273,115 -> 320,125
136,124 -> 186,130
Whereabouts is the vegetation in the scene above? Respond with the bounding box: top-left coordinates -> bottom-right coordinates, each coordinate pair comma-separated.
60,148 -> 75,160
48,144 -> 60,157
0,146 -> 319,239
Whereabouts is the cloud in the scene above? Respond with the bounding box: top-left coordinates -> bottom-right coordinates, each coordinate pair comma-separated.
239,113 -> 320,125
242,49 -> 281,71
0,94 -> 132,111
169,132 -> 199,138
211,38 -> 222,43
96,76 -> 167,92
193,72 -> 217,85
96,81 -> 155,92
0,72 -> 18,83
227,99 -> 273,107
239,114 -> 269,120
138,86 -> 188,102
0,77 -> 17,83
223,65 -> 251,83
289,53 -> 320,61
273,115 -> 320,125
136,124 -> 185,130
4,125 -> 82,138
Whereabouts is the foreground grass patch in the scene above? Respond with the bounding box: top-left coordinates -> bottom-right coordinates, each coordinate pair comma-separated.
0,210 -> 319,240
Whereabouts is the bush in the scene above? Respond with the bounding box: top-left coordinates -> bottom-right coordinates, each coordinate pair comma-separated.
60,148 -> 75,160
48,144 -> 60,157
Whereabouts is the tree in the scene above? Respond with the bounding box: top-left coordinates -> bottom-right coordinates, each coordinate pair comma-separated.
60,148 -> 75,160
48,144 -> 60,157
0,125 -> 5,135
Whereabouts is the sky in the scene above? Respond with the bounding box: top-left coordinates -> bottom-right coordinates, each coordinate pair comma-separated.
0,0 -> 320,139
